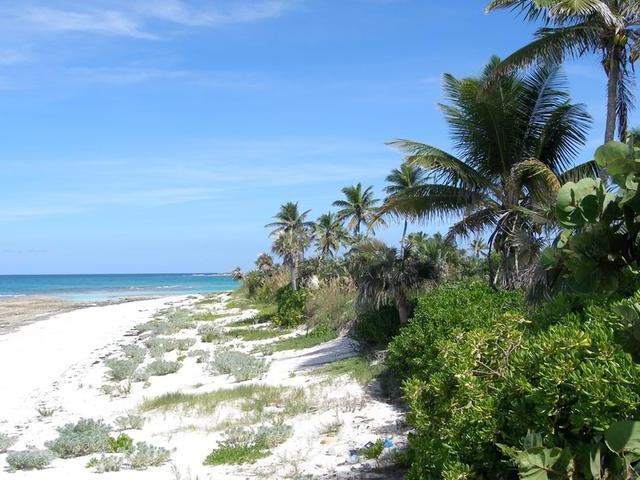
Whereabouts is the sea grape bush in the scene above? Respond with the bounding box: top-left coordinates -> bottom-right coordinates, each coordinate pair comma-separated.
388,282 -> 640,479
541,140 -> 640,295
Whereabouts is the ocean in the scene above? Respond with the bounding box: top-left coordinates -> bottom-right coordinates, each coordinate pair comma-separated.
0,274 -> 239,302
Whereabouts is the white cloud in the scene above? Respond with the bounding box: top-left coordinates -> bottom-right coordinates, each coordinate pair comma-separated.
10,1 -> 294,39
23,7 -> 156,39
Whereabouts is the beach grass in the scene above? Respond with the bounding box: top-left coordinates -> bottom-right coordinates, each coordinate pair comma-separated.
254,328 -> 338,353
140,384 -> 293,414
226,328 -> 287,341
315,355 -> 384,386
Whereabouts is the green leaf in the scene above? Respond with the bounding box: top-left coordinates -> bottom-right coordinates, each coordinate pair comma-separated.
515,447 -> 571,480
604,421 -> 640,455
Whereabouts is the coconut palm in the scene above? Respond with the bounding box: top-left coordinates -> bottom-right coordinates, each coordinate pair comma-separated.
255,253 -> 274,274
347,239 -> 438,324
333,183 -> 384,237
486,0 -> 640,142
470,237 -> 489,258
382,57 -> 595,289
265,202 -> 314,290
407,232 -> 464,280
314,212 -> 349,258
384,164 -> 429,246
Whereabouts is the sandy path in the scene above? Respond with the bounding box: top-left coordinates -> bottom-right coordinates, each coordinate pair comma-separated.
0,295 -> 191,428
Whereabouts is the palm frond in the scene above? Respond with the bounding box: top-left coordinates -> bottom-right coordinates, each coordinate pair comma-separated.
446,207 -> 499,240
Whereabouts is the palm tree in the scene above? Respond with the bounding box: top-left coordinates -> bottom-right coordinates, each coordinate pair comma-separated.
486,0 -> 640,142
381,57 -> 595,289
347,240 -> 438,324
333,183 -> 383,237
470,237 -> 489,258
314,212 -> 349,258
255,253 -> 274,274
384,163 -> 429,246
407,232 -> 464,280
265,202 -> 314,290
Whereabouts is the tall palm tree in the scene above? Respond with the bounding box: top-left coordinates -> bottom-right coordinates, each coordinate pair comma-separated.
407,232 -> 464,280
381,57 -> 595,289
314,212 -> 349,258
333,183 -> 383,237
486,0 -> 640,142
384,164 -> 429,246
265,202 -> 314,290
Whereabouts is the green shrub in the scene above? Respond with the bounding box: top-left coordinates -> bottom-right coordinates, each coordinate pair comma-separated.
108,433 -> 134,453
273,285 -> 309,328
351,305 -> 401,348
389,282 -> 640,479
46,418 -> 111,458
188,349 -> 210,363
144,359 -> 182,377
175,337 -> 196,351
209,351 -> 267,382
126,441 -> 170,469
203,423 -> 292,465
6,449 -> 53,470
143,337 -> 179,354
121,345 -> 146,363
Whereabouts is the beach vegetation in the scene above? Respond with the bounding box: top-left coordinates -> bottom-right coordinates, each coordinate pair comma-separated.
273,284 -> 308,328
304,281 -> 355,333
209,350 -> 267,382
198,324 -> 226,343
46,418 -> 112,458
36,405 -> 56,417
203,423 -> 292,465
6,449 -> 53,471
314,354 -> 385,387
227,327 -> 286,341
114,414 -> 145,431
314,212 -> 350,259
105,358 -> 140,381
187,349 -> 210,363
126,441 -> 171,470
143,336 -> 180,354
256,324 -> 337,354
86,454 -> 123,473
0,432 -> 18,453
333,183 -> 383,237
121,344 -> 146,363
144,359 -> 182,377
107,433 -> 134,453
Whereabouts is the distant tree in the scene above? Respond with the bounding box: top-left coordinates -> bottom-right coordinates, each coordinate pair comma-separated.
314,212 -> 349,259
384,163 -> 428,247
470,237 -> 488,258
347,239 -> 438,324
265,202 -> 314,291
407,232 -> 464,280
231,267 -> 243,281
255,253 -> 274,274
333,183 -> 384,237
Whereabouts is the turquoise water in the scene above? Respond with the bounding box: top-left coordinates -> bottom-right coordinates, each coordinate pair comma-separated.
0,274 -> 239,302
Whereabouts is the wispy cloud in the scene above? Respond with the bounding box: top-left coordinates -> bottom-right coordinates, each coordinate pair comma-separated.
10,1 -> 295,39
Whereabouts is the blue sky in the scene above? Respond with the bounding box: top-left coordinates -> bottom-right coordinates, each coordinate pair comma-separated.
0,0 -> 630,274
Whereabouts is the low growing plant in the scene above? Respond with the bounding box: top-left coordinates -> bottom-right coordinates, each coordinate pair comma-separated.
6,449 -> 53,471
198,324 -> 226,343
108,433 -> 134,453
0,432 -> 18,453
105,358 -> 140,381
86,454 -> 123,473
126,441 -> 171,470
145,359 -> 182,377
114,414 -> 145,431
209,350 -> 267,382
46,418 -> 112,458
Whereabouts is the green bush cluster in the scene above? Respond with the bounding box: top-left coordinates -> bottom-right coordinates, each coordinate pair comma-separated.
273,285 -> 309,328
6,449 -> 53,471
209,350 -> 267,382
388,282 -> 640,479
351,305 -> 401,348
203,423 -> 292,465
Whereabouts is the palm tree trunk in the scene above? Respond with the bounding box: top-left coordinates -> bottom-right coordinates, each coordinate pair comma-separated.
395,291 -> 410,324
290,263 -> 298,291
401,219 -> 408,248
605,46 -> 621,143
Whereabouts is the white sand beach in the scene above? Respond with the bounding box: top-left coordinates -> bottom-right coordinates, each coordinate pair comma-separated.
0,294 -> 407,479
